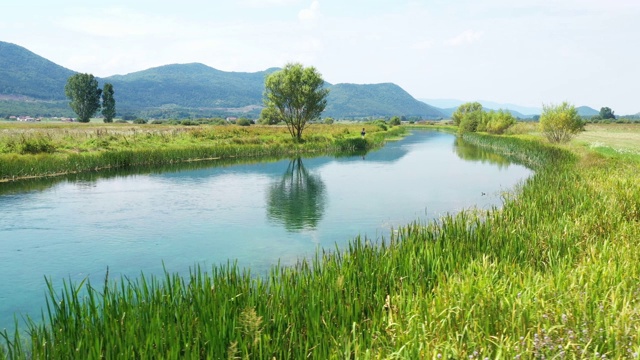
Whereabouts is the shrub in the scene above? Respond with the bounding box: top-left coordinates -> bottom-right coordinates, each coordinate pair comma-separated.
539,102 -> 584,143
132,118 -> 148,124
236,118 -> 252,126
486,110 -> 516,134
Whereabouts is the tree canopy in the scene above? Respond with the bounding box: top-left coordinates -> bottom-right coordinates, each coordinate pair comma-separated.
65,73 -> 102,123
599,107 -> 615,120
263,63 -> 329,141
101,83 -> 116,123
539,102 -> 584,143
452,102 -> 483,126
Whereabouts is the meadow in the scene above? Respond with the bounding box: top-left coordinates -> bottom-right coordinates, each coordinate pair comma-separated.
0,123 -> 396,182
1,123 -> 639,359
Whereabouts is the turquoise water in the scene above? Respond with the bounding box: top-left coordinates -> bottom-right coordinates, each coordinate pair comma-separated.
0,130 -> 532,329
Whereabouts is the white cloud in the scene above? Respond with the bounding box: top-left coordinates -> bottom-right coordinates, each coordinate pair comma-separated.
299,1 -> 320,23
445,30 -> 484,47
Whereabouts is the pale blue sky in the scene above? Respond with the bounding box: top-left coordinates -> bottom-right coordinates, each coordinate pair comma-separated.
3,0 -> 639,114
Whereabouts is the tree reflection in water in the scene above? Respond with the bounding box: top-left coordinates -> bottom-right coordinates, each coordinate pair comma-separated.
266,157 -> 326,232
453,137 -> 513,169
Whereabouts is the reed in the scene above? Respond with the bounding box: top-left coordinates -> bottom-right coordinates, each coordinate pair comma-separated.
1,129 -> 639,359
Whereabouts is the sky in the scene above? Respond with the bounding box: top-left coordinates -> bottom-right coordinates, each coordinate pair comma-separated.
3,0 -> 639,114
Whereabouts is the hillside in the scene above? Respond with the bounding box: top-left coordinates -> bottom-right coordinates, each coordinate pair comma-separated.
103,64 -> 276,113
577,106 -> 599,117
0,41 -> 75,101
0,41 -> 437,119
325,83 -> 443,119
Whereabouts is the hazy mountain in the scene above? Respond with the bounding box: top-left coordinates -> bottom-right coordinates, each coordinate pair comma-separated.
576,106 -> 599,117
421,98 -> 541,117
324,83 -> 444,119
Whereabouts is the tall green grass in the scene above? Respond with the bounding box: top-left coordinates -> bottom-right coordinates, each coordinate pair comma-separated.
0,124 -> 400,181
2,130 -> 639,359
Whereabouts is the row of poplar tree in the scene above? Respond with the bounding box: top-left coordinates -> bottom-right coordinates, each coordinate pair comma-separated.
65,73 -> 116,123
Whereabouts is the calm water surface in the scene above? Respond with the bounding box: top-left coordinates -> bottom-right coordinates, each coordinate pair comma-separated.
0,130 -> 532,329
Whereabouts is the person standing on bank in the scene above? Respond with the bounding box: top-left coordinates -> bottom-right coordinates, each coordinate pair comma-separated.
361,128 -> 366,138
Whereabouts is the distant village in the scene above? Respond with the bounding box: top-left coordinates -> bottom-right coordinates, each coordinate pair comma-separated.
6,116 -> 75,122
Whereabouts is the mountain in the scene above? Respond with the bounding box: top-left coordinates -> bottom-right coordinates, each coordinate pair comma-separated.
325,83 -> 443,119
421,98 -> 541,117
0,41 -> 75,101
103,63 -> 277,113
576,106 -> 599,117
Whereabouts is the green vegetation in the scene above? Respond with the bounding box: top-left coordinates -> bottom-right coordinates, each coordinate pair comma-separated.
0,41 -> 74,101
64,73 -> 102,123
264,63 -> 329,141
101,83 -> 116,123
0,123 -> 396,182
452,103 -> 516,135
539,102 -> 584,143
2,125 -> 639,358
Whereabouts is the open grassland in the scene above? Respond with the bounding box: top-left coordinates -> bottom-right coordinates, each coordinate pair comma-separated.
575,123 -> 640,157
1,125 -> 640,359
0,123 -> 396,182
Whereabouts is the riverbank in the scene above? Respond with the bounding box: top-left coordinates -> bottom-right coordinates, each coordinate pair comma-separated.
1,124 -> 639,359
0,123 -> 401,182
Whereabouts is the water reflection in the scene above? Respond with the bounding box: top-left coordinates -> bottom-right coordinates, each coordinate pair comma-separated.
454,136 -> 513,169
0,156 -> 292,196
266,157 -> 327,231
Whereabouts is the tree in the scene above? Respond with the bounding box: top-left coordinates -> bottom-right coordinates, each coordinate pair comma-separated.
452,102 -> 483,126
389,116 -> 401,126
263,63 -> 329,141
599,107 -> 615,120
258,106 -> 281,125
101,83 -> 116,123
539,102 -> 584,143
485,109 -> 516,134
65,73 -> 102,123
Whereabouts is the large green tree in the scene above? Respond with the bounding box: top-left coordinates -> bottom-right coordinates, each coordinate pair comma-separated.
451,102 -> 483,126
263,63 -> 329,141
599,107 -> 615,120
539,102 -> 583,143
101,83 -> 116,123
65,73 -> 102,123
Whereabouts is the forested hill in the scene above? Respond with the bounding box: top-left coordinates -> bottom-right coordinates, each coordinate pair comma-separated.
0,41 -> 75,100
104,64 -> 277,112
324,83 -> 444,119
0,41 -> 444,119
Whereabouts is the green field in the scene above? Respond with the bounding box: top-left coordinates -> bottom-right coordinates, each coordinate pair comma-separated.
1,123 -> 639,359
0,123 -> 399,182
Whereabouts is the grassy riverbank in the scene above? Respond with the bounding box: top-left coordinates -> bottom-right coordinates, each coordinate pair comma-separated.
0,123 -> 397,182
1,124 -> 639,359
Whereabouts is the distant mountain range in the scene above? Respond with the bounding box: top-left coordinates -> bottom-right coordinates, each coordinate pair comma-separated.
420,99 -> 604,119
0,41 -> 443,119
0,41 -> 614,120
